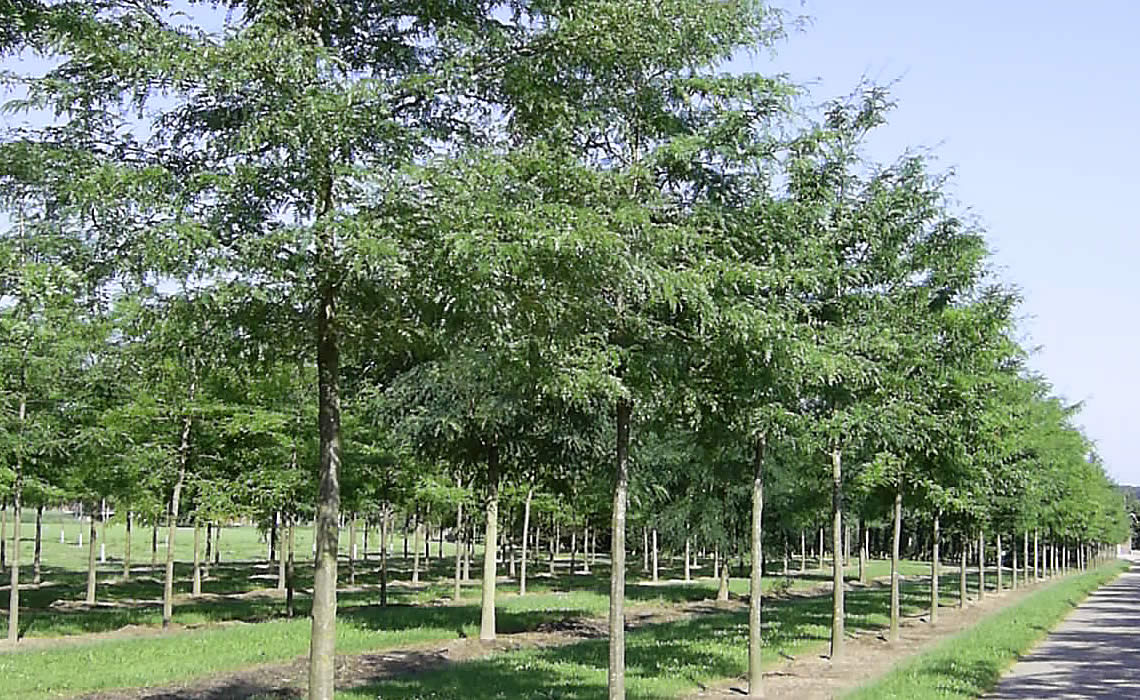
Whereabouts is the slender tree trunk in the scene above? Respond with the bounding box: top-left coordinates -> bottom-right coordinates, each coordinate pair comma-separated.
1024,531 -> 1030,585
1034,529 -> 1040,580
571,529 -> 577,572
454,480 -> 464,602
959,537 -> 967,608
818,527 -> 825,571
977,530 -> 985,599
608,397 -> 631,700
164,380 -> 196,629
996,533 -> 1003,592
548,516 -> 556,577
32,505 -> 43,586
86,514 -> 97,605
213,523 -> 221,565
1,502 -> 6,574
308,250 -> 343,700
889,487 -> 902,643
930,512 -> 940,626
1012,534 -> 1018,591
858,518 -> 868,584
412,511 -> 422,584
100,499 -> 107,564
286,516 -> 296,618
684,538 -> 691,583
642,527 -> 649,573
830,448 -> 845,659
717,555 -> 730,601
800,529 -> 806,573
747,436 -> 765,698
583,526 -> 591,574
192,521 -> 202,596
151,519 -> 158,568
122,512 -> 131,581
520,485 -> 533,595
347,515 -> 356,587
480,445 -> 501,641
651,528 -> 659,583
380,507 -> 389,606
7,412 -> 23,642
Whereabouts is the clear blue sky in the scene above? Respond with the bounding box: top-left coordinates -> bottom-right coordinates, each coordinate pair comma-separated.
735,1 -> 1140,483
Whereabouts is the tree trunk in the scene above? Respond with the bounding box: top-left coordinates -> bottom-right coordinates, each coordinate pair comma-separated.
996,533 -> 1003,592
1012,534 -> 1018,591
86,514 -> 97,605
608,397 -> 631,700
548,517 -> 556,576
380,507 -> 389,606
122,512 -> 131,581
977,530 -> 985,599
454,480 -> 464,602
889,487 -> 902,643
684,538 -> 691,583
520,485 -> 533,595
583,526 -> 591,574
830,448 -> 845,659
213,523 -> 221,565
800,529 -> 806,573
480,445 -> 501,641
642,527 -> 649,573
286,516 -> 296,618
959,537 -> 967,608
1,502 -> 6,573
7,395 -> 23,643
33,505 -> 43,586
1024,531 -> 1030,585
412,511 -> 422,584
1034,529 -> 1040,580
192,521 -> 202,596
308,260 -> 343,700
347,515 -> 356,588
930,512 -> 939,626
570,529 -> 577,572
747,436 -> 764,698
858,518 -> 868,584
818,528 -> 825,571
151,519 -> 158,568
651,528 -> 659,583
164,381 -> 196,629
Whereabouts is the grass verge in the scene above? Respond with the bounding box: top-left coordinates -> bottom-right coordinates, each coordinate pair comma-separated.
845,560 -> 1129,699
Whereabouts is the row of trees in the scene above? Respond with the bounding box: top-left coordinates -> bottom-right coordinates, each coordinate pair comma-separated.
0,1 -> 1127,698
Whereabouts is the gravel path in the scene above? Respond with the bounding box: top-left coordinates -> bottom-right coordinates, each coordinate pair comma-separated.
988,558 -> 1140,699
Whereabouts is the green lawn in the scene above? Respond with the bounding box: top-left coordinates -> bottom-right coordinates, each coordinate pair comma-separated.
845,560 -> 1128,699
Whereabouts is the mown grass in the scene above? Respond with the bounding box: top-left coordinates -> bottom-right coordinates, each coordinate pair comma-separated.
844,560 -> 1129,699
1,557 -> 940,699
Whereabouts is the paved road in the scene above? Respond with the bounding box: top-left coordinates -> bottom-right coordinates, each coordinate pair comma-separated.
988,559 -> 1140,699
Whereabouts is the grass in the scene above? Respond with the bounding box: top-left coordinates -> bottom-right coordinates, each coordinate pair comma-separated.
844,560 -> 1129,699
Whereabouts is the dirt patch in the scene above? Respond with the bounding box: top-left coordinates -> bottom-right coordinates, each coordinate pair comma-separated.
688,578 -> 1057,699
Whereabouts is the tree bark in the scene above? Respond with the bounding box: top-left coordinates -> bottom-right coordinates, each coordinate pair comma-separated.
996,533 -> 1003,592
800,529 -> 806,573
347,514 -> 356,588
192,521 -> 202,596
717,555 -> 730,601
651,528 -> 659,583
1034,529 -> 1040,580
308,253 -> 343,700
930,512 -> 940,626
643,527 -> 649,573
858,518 -> 868,584
1024,531 -> 1029,585
1012,534 -> 1018,591
164,377 -> 196,629
412,511 -> 422,585
520,484 -> 533,595
830,448 -> 845,659
480,445 -> 501,641
608,397 -> 631,700
889,487 -> 902,643
123,512 -> 132,581
33,505 -> 43,586
454,480 -> 464,602
86,514 -> 97,605
818,527 -> 825,571
286,515 -> 296,617
684,538 -> 691,583
747,436 -> 765,698
380,506 -> 389,606
959,537 -> 967,608
977,530 -> 985,599
583,526 -> 591,574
